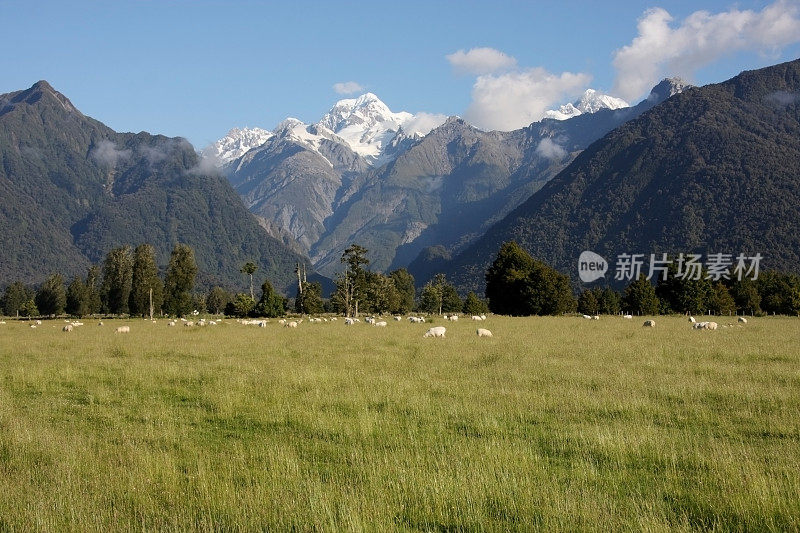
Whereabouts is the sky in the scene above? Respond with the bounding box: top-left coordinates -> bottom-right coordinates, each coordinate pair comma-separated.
2,0 -> 799,148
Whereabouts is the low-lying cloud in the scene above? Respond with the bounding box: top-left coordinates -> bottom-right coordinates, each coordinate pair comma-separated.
90,140 -> 131,167
612,1 -> 800,101
535,137 -> 568,160
403,112 -> 448,136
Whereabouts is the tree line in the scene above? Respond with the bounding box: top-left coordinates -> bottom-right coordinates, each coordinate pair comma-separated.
484,241 -> 800,316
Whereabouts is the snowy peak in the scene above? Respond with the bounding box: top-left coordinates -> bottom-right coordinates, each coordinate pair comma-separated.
203,127 -> 273,165
209,93 -> 446,168
544,89 -> 629,120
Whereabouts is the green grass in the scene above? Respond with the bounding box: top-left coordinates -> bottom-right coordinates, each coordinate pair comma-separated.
0,315 -> 799,531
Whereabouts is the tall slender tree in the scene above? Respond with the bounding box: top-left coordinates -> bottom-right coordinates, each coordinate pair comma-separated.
164,244 -> 198,316
101,246 -> 134,314
36,273 -> 66,316
241,262 -> 258,300
129,244 -> 164,317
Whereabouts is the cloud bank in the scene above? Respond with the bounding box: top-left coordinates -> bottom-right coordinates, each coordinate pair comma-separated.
90,140 -> 131,167
464,67 -> 591,131
613,1 -> 800,101
403,112 -> 448,136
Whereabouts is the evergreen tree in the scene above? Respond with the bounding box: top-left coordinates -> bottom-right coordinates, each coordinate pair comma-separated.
101,246 -> 134,314
65,276 -> 90,317
35,273 -> 66,316
757,272 -> 800,315
485,241 -> 533,316
363,272 -> 398,314
596,287 -> 621,315
256,279 -> 286,318
578,289 -> 599,315
623,274 -> 660,315
655,262 -> 714,314
129,244 -> 164,317
334,244 -> 370,316
19,298 -> 38,317
726,277 -> 761,315
462,291 -> 489,315
418,280 -> 443,315
206,286 -> 231,315
163,244 -> 198,317
3,282 -> 32,317
708,283 -> 737,315
389,268 -> 416,314
295,281 -> 324,315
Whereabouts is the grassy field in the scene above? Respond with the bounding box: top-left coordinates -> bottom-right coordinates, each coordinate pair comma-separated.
0,315 -> 798,531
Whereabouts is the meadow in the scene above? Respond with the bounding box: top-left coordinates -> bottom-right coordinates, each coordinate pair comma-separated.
0,315 -> 798,531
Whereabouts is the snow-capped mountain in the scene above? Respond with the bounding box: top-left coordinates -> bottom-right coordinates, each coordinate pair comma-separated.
544,89 -> 630,120
207,93 -> 446,167
203,127 -> 273,165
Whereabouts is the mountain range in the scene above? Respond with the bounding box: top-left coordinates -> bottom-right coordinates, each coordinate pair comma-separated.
0,81 -> 308,293
214,83 -> 686,279
441,58 -> 800,293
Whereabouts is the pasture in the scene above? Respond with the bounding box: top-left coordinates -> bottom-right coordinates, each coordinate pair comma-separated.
0,315 -> 798,530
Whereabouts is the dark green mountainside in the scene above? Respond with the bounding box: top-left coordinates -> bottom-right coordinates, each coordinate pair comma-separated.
0,81 -> 307,293
444,59 -> 800,293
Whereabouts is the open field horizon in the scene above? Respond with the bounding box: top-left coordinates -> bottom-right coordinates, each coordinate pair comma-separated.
1,315 -> 798,530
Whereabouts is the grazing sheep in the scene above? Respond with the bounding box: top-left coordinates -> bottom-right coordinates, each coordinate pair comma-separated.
480,314 -> 486,320
285,320 -> 302,328
689,316 -> 696,323
344,318 -> 356,325
476,328 -> 493,337
705,321 -> 718,330
35,320 -> 42,325
591,315 -> 600,320
449,315 -> 459,321
98,321 -> 104,326
394,316 -> 403,321
62,324 -> 73,332
622,314 -> 633,319
423,326 -> 446,338
330,317 -> 337,321
693,322 -> 706,329
582,314 -> 592,319
185,321 -> 195,327
374,321 -> 387,327
642,320 -> 656,328
115,326 -> 130,334
259,321 -> 267,328
471,315 -> 483,321
30,324 -> 37,329
208,320 -> 217,326
168,321 -> 176,326
72,322 -> 84,327
0,321 -> 5,325
738,317 -> 748,324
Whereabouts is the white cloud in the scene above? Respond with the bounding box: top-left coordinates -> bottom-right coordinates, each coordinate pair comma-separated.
402,112 -> 448,136
446,47 -> 517,75
464,68 -> 591,131
90,140 -> 131,167
613,1 -> 800,101
535,137 -> 567,160
333,81 -> 365,95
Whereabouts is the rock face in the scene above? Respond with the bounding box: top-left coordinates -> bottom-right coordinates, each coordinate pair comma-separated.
0,81 -> 309,293
442,59 -> 800,293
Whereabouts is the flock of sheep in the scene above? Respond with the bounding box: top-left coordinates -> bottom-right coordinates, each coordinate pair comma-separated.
8,312 -> 754,338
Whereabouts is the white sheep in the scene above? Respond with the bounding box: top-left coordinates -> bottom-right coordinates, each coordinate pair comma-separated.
689,316 -> 696,323
449,315 -> 459,321
705,321 -> 718,330
35,320 -> 42,325
394,316 -> 403,321
344,318 -> 356,325
471,315 -> 482,321
374,321 -> 387,327
98,321 -> 104,326
184,321 -> 195,327
423,326 -> 446,338
72,322 -> 84,327
591,315 -> 600,320
738,317 -> 748,324
582,314 -> 592,319
642,320 -> 656,328
622,314 -> 633,319
115,326 -> 130,334
476,328 -> 493,337
168,321 -> 176,326
62,324 -> 73,332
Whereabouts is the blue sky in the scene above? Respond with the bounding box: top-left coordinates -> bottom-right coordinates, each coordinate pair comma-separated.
2,0 -> 799,147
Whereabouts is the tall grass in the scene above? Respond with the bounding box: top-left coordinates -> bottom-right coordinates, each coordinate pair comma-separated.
0,316 -> 798,530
